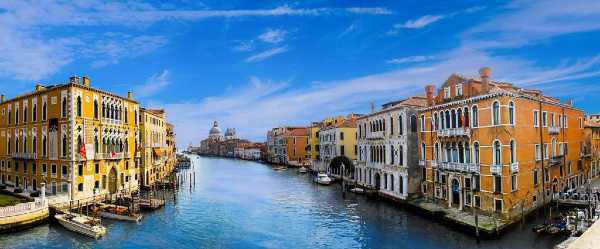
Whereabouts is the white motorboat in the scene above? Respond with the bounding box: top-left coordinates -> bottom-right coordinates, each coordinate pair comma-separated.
96,204 -> 143,222
298,167 -> 308,173
315,173 -> 332,185
350,187 -> 365,194
55,212 -> 106,239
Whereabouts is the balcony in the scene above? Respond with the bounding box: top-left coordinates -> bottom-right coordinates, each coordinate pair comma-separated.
95,152 -> 125,160
438,162 -> 480,173
103,118 -> 122,125
549,155 -> 564,166
366,131 -> 384,139
419,160 -> 426,166
436,128 -> 471,138
490,164 -> 502,175
11,153 -> 37,160
548,126 -> 560,135
510,162 -> 519,173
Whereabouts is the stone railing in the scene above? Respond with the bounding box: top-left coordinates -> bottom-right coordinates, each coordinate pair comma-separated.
103,118 -> 122,125
0,199 -> 47,218
436,128 -> 471,138
366,131 -> 384,139
95,152 -> 125,160
11,153 -> 37,160
439,162 -> 480,173
490,164 -> 502,175
548,126 -> 560,135
510,162 -> 519,173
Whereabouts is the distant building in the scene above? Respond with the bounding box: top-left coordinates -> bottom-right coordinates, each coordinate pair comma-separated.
313,114 -> 361,174
266,127 -> 308,165
356,97 -> 426,200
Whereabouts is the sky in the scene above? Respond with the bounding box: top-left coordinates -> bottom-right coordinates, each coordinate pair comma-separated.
1,0 -> 600,149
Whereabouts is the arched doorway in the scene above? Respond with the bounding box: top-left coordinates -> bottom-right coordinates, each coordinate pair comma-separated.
374,172 -> 381,190
108,167 -> 118,194
451,179 -> 460,205
329,156 -> 355,179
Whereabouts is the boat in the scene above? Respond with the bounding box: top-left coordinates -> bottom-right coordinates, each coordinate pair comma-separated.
55,211 -> 106,239
315,173 -> 332,185
96,204 -> 143,222
350,187 -> 365,194
273,166 -> 288,171
298,167 -> 308,173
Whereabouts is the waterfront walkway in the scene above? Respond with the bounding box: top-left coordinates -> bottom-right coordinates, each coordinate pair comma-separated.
409,198 -> 510,236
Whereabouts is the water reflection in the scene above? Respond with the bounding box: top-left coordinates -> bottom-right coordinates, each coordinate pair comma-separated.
0,156 -> 564,249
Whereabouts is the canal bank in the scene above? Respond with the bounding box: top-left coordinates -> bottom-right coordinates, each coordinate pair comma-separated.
0,156 -> 567,249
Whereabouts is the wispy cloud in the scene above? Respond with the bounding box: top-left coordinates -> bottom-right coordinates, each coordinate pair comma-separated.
245,46 -> 288,63
345,7 -> 393,15
397,15 -> 445,29
258,29 -> 288,44
387,55 -> 435,64
135,70 -> 171,98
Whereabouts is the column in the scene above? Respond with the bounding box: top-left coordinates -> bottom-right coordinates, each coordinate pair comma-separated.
448,177 -> 452,208
402,174 -> 408,197
458,187 -> 463,211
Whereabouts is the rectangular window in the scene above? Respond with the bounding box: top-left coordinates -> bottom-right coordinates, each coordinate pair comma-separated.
533,170 -> 539,185
533,111 -> 539,127
535,144 -> 541,161
511,174 -> 517,191
42,164 -> 47,175
420,115 -> 425,132
542,111 -> 548,127
340,145 -> 345,156
550,113 -> 555,127
444,87 -> 450,99
544,144 -> 549,159
456,84 -> 463,96
51,164 -> 56,177
495,199 -> 503,212
95,164 -> 99,174
494,175 -> 502,193
474,175 -> 480,190
340,132 -> 344,140
78,164 -> 83,176
62,165 -> 68,178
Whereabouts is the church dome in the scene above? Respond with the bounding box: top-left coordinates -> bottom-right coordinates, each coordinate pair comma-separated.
209,121 -> 222,136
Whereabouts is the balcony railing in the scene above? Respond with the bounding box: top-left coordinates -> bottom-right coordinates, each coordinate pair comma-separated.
549,155 -> 564,166
11,153 -> 37,160
436,128 -> 471,138
490,164 -> 502,175
419,160 -> 426,166
431,161 -> 438,168
548,126 -> 560,134
510,162 -> 519,173
95,152 -> 125,160
366,131 -> 384,139
438,162 -> 480,173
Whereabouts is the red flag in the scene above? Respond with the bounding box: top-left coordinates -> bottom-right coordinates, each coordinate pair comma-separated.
112,151 -> 116,158
79,143 -> 87,160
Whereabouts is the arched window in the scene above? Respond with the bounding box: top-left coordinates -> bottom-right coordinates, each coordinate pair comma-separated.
552,138 -> 557,157
451,109 -> 457,128
390,145 -> 395,164
465,143 -> 471,163
398,145 -> 403,165
94,136 -> 99,153
102,103 -> 106,118
410,115 -> 417,132
469,106 -> 478,128
32,105 -> 37,122
15,137 -> 19,153
433,112 -> 439,131
42,103 -> 47,120
62,97 -> 67,118
32,137 -> 37,154
94,100 -> 98,119
434,143 -> 440,162
77,96 -> 82,117
510,140 -> 516,164
445,110 -> 451,129
474,142 -> 480,164
457,109 -> 463,127
23,108 -> 27,123
492,101 -> 500,126
398,115 -> 404,135
42,136 -> 47,156
62,135 -> 67,157
508,101 -> 515,125
494,141 -> 501,165
390,117 -> 394,135
464,107 -> 470,127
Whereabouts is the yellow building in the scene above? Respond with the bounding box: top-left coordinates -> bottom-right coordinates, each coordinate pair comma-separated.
165,122 -> 177,175
305,122 -> 321,163
0,76 -> 140,201
313,114 -> 361,174
139,108 -> 168,187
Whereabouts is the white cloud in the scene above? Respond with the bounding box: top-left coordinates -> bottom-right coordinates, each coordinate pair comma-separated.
258,29 -> 287,44
135,70 -> 171,98
345,7 -> 392,15
387,55 -> 435,64
245,46 -> 288,63
397,15 -> 445,29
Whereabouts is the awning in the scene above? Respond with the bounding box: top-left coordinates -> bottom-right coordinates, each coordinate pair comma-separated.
153,148 -> 164,157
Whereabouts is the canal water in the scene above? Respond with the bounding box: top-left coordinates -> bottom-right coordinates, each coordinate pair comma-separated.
0,156 -> 566,249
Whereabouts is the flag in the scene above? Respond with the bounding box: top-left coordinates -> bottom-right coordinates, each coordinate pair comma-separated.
111,151 -> 116,158
79,142 -> 87,160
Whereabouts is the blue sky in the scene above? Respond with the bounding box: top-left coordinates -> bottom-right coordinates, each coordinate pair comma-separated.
1,0 -> 600,148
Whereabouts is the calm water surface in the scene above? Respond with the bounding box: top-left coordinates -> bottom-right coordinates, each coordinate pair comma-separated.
0,156 -> 564,249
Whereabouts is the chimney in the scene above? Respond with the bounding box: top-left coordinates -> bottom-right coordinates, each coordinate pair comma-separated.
479,67 -> 492,92
128,90 -> 133,100
69,76 -> 78,84
425,85 -> 435,106
566,99 -> 574,106
1,94 -> 4,103
82,76 -> 90,87
35,84 -> 45,92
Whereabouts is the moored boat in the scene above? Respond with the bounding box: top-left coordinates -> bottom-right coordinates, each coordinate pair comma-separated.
55,212 -> 106,239
298,167 -> 308,173
315,173 -> 332,185
350,187 -> 365,194
97,204 -> 143,222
